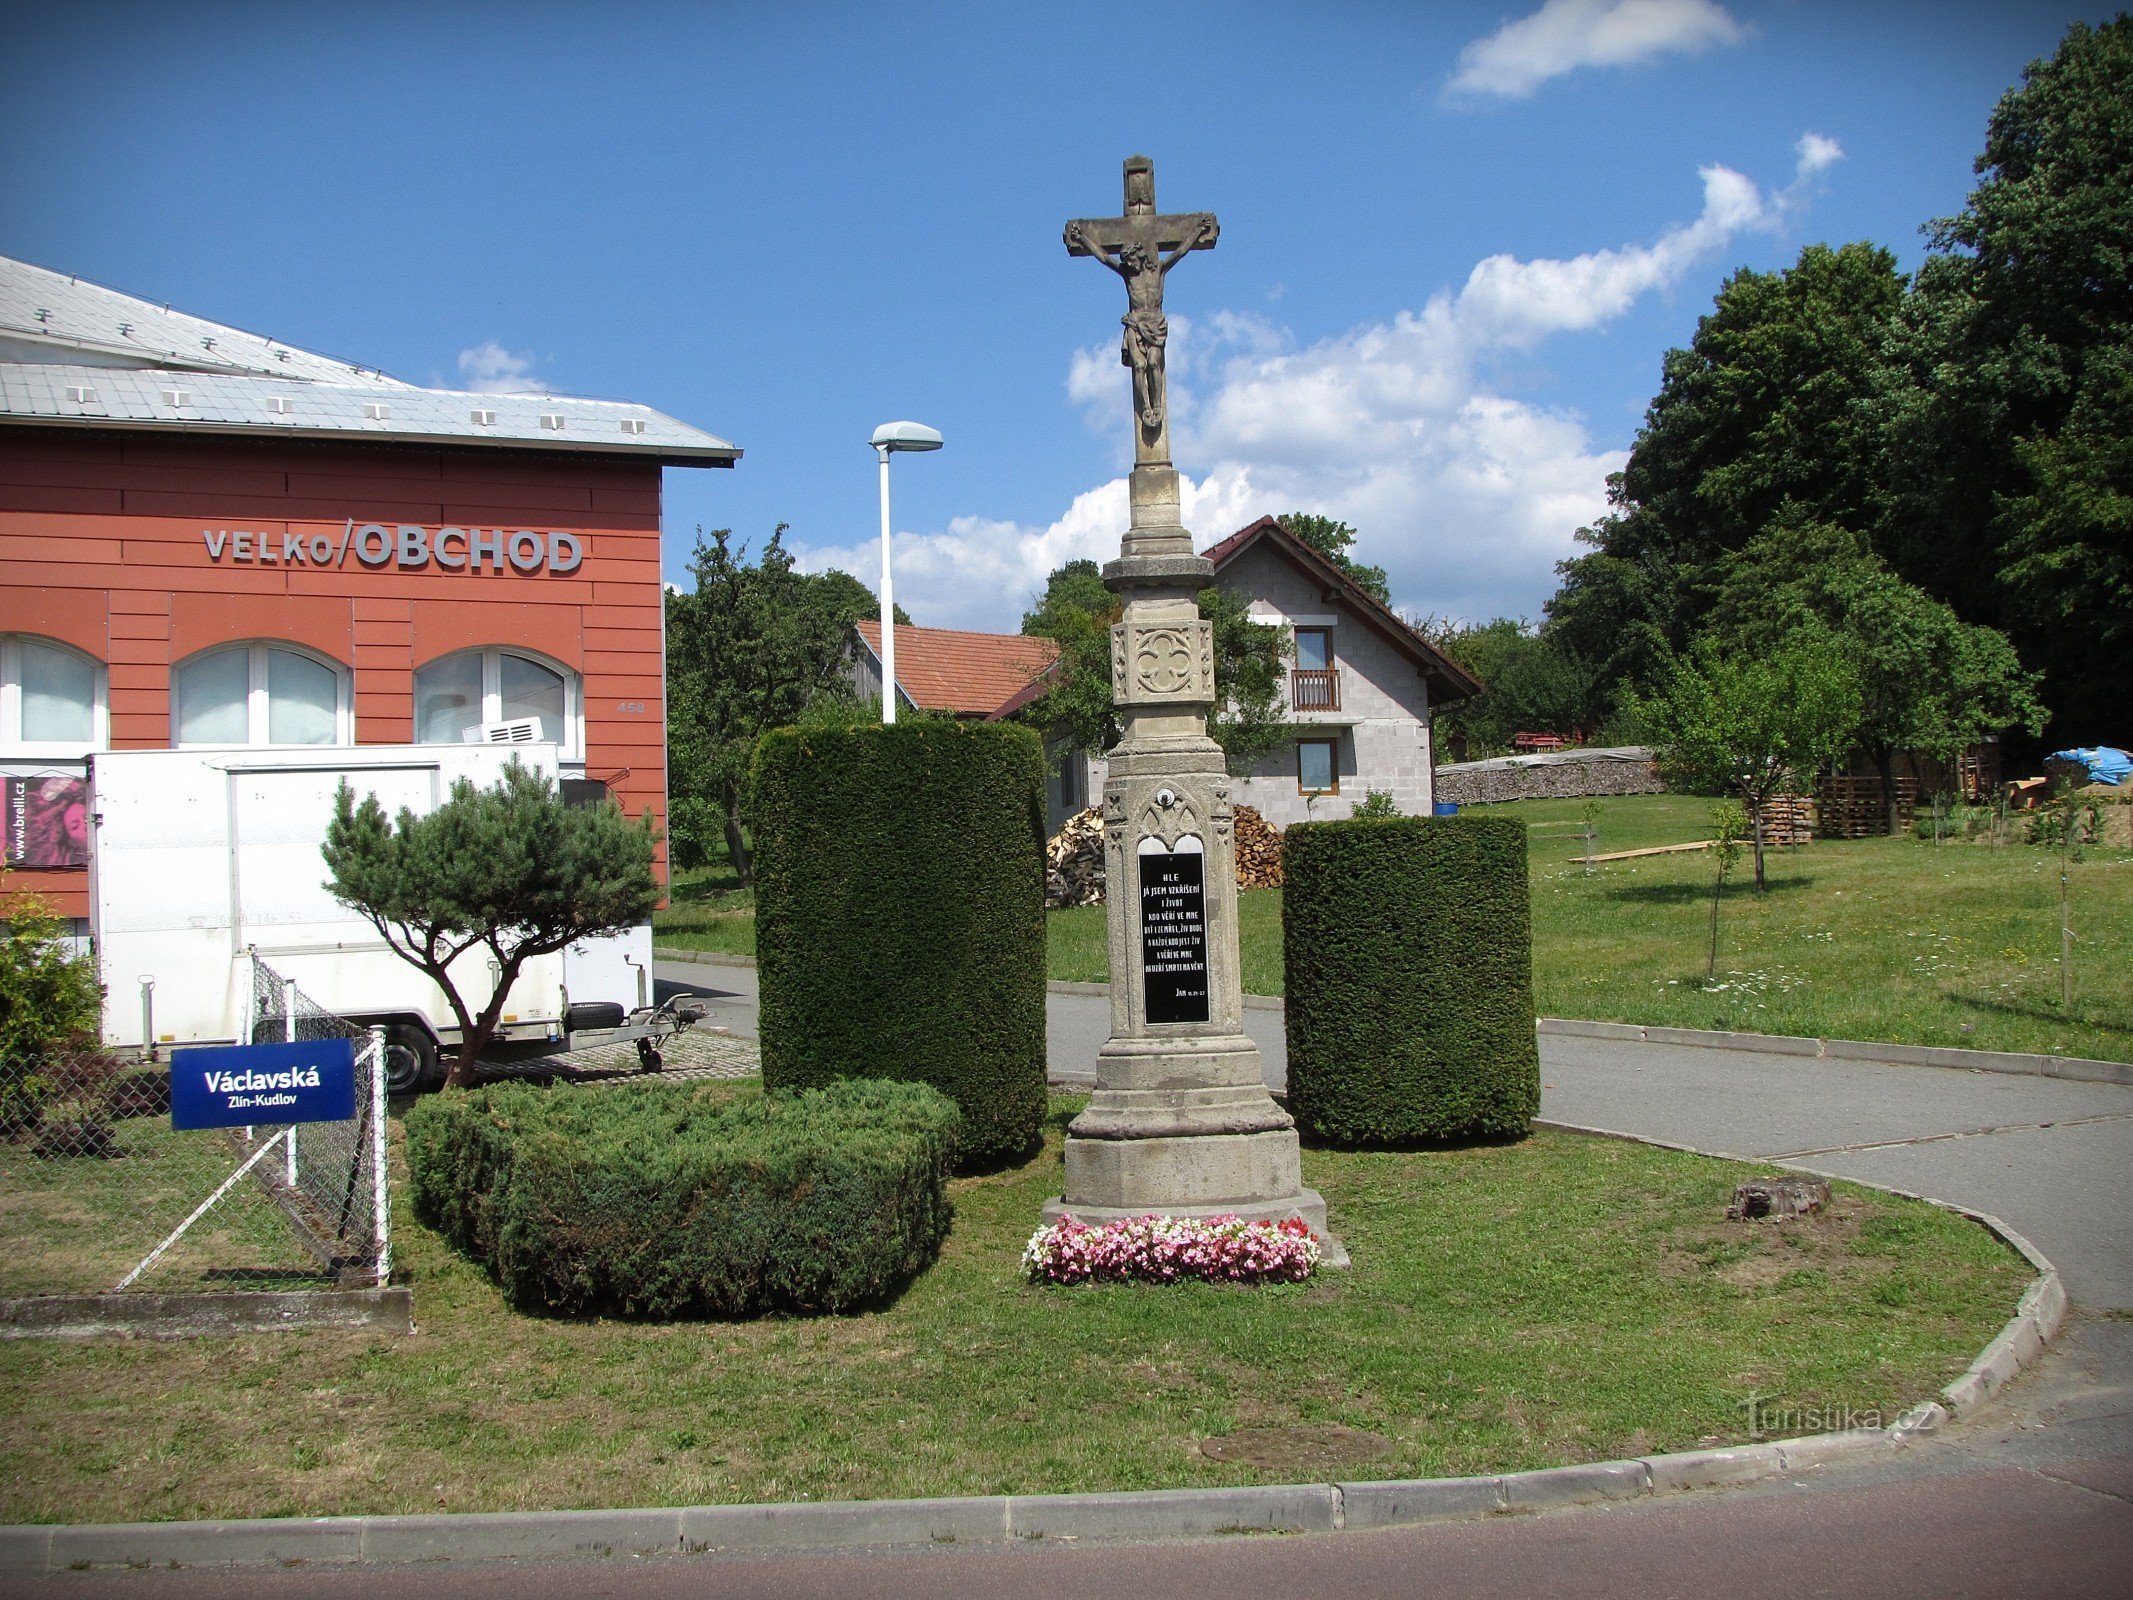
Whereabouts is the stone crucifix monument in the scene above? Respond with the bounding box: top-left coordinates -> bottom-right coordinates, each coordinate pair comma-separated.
1045,156 -> 1342,1263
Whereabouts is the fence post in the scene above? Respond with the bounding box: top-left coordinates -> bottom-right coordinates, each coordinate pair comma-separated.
243,948 -> 259,1141
283,979 -> 302,1185
244,948 -> 260,1046
369,1024 -> 390,1285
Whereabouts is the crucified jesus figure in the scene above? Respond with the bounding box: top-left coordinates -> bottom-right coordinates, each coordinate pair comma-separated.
1064,156 -> 1219,456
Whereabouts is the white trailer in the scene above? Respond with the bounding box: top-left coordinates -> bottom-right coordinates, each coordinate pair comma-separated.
89,743 -> 673,1093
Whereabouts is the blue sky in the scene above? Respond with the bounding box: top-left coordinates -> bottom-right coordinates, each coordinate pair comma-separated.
0,1 -> 2106,631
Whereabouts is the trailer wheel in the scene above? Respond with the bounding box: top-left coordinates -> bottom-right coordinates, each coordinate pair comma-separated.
382,1023 -> 443,1097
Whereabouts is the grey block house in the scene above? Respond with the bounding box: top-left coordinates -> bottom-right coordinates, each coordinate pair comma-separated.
983,517 -> 1479,833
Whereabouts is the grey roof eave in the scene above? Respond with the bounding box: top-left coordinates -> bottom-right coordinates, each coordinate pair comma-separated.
0,410 -> 741,466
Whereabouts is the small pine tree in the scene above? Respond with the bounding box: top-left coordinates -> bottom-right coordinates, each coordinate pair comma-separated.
322,761 -> 659,1087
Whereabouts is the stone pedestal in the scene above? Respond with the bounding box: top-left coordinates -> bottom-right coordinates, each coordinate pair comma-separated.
1045,457 -> 1345,1267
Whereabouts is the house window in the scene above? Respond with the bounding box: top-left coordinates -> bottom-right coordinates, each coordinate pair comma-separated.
1298,737 -> 1339,795
414,648 -> 580,759
1291,627 -> 1339,711
173,643 -> 349,746
1,636 -> 106,752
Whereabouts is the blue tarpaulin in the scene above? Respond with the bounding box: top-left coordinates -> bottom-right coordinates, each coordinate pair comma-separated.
2049,747 -> 2133,785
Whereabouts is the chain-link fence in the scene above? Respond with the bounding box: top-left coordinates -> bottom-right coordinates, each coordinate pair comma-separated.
0,957 -> 388,1299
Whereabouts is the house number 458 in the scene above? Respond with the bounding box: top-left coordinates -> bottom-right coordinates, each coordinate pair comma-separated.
617,701 -> 647,714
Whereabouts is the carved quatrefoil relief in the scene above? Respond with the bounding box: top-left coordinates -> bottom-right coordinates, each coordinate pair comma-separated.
1135,628 -> 1195,695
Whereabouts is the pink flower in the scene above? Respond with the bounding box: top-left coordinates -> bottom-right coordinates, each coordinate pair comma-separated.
1022,1214 -> 1322,1286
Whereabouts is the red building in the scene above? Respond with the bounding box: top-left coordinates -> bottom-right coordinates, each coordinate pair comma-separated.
0,254 -> 737,928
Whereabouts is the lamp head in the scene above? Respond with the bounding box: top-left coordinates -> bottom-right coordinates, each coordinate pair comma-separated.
870,420 -> 943,453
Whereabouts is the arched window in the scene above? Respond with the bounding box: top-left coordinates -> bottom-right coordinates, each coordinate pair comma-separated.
413,648 -> 580,760
173,643 -> 351,747
1,636 -> 107,752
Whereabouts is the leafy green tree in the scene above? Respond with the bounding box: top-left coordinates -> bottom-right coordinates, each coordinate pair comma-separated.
665,526 -> 873,880
1421,618 -> 1596,757
1016,560 -> 1120,759
1197,583 -> 1292,772
1549,242 -> 1907,707
1709,514 -> 2046,830
1020,558 -> 1112,636
0,890 -> 101,1063
1635,633 -> 1862,892
323,761 -> 659,1088
0,889 -> 105,1134
1015,561 -> 1290,778
1277,512 -> 1391,604
1876,17 -> 2133,741
1705,801 -> 1747,981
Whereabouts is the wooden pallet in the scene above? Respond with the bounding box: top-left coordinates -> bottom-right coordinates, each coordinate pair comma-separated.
1816,776 -> 1917,838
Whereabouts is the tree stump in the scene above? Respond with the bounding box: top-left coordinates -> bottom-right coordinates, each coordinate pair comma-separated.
1728,1176 -> 1831,1221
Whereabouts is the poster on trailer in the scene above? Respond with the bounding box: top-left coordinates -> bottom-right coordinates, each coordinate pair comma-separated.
4,775 -> 90,868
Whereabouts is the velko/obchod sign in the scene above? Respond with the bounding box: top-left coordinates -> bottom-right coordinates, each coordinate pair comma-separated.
170,1039 -> 358,1130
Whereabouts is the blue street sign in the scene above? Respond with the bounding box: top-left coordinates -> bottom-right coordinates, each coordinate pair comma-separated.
170,1038 -> 358,1130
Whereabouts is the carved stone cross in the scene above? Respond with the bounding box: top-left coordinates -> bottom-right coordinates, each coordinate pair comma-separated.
1063,154 -> 1218,463
1042,157 -> 1341,1265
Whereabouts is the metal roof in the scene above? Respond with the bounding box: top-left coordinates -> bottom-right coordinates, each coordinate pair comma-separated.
0,254 -> 740,465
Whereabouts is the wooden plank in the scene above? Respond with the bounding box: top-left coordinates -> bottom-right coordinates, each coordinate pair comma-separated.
1572,840 -> 1714,863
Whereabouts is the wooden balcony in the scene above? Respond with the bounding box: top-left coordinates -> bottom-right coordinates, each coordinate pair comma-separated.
1291,667 -> 1340,712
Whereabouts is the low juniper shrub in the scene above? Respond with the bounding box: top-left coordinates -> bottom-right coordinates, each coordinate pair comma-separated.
407,1078 -> 961,1318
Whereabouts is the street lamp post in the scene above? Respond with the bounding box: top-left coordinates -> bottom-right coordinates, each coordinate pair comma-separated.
869,421 -> 943,724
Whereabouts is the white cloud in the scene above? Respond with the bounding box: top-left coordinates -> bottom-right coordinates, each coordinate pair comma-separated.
1446,0 -> 1744,101
796,142 -> 1836,633
455,340 -> 551,394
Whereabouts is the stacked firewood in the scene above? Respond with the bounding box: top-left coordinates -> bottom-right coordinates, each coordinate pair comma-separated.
1045,807 -> 1107,908
1043,802 -> 1287,907
1233,805 -> 1284,889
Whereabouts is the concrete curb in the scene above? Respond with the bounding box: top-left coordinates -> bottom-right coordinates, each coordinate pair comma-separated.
0,1430 -> 1941,1575
653,947 -> 755,971
653,950 -> 2133,1083
0,1118 -> 2068,1574
1536,1016 -> 2133,1086
0,1288 -> 413,1341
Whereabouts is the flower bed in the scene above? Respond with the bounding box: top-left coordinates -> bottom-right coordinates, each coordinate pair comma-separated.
1022,1213 -> 1322,1285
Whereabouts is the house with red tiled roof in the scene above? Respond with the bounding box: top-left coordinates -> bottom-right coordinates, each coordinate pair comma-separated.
851,620 -> 1059,719
854,518 -> 1478,833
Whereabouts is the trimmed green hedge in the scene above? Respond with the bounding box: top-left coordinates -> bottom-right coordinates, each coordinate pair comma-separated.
751,721 -> 1048,1166
1282,814 -> 1539,1144
405,1079 -> 961,1317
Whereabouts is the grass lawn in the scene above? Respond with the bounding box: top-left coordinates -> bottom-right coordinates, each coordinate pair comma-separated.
0,1117 -> 340,1298
655,863 -> 756,959
1045,795 -> 2133,1062
0,1090 -> 2028,1524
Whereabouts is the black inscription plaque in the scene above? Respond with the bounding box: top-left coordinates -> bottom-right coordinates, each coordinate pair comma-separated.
1139,846 -> 1211,1025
